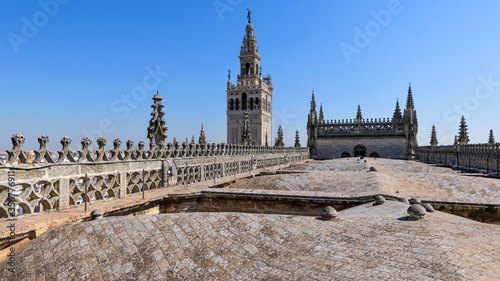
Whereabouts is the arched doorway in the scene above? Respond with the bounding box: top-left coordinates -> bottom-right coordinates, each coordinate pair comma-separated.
341,152 -> 351,158
353,145 -> 367,157
369,152 -> 380,158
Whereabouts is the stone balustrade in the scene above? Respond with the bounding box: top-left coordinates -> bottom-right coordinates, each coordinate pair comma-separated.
415,143 -> 500,172
0,134 -> 309,219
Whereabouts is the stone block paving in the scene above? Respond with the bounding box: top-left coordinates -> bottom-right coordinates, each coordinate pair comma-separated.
2,201 -> 500,280
232,158 -> 500,205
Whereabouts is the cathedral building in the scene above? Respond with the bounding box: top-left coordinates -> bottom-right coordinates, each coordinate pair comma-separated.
307,84 -> 418,159
226,14 -> 273,146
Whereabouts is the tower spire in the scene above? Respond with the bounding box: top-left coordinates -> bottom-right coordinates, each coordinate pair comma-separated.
489,129 -> 495,145
319,103 -> 325,124
356,105 -> 362,121
393,99 -> 402,121
406,82 -> 414,110
198,124 -> 207,146
430,125 -> 438,147
294,130 -> 300,148
457,115 -> 470,145
274,125 -> 284,147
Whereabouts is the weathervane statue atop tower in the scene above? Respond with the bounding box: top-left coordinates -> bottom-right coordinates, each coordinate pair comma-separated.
247,9 -> 251,23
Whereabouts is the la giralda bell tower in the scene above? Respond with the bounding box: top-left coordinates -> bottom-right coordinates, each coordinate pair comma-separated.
226,11 -> 273,146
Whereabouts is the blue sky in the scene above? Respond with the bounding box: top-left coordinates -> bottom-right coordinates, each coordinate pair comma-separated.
1,0 -> 499,150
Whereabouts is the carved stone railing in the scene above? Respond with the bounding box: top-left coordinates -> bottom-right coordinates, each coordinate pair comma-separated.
0,134 -> 309,219
317,118 -> 404,136
415,143 -> 500,173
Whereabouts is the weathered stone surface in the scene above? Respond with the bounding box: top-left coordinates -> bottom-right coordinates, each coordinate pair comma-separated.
321,206 -> 338,220
5,208 -> 500,280
409,197 -> 422,205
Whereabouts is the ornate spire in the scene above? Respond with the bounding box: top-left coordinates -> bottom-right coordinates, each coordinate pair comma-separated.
393,99 -> 402,121
457,115 -> 469,145
310,90 -> 316,111
356,105 -> 362,121
241,111 -> 254,145
147,91 -> 168,146
489,129 -> 495,145
294,130 -> 300,148
430,125 -> 438,147
198,124 -> 207,146
190,135 -> 196,145
406,82 -> 414,110
454,135 -> 458,146
274,125 -> 285,147
308,90 -> 317,125
318,104 -> 325,124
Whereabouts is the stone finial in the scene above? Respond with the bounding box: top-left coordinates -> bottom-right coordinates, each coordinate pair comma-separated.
136,141 -> 147,159
294,130 -> 300,148
393,99 -> 402,121
422,203 -> 435,213
34,135 -> 55,163
488,129 -> 495,145
90,209 -> 104,220
78,137 -> 94,162
457,115 -> 469,145
95,137 -> 109,162
110,139 -> 124,161
373,195 -> 385,206
7,133 -> 28,164
274,125 -> 285,148
356,105 -> 362,121
147,92 -> 168,146
199,124 -> 207,146
407,204 -> 426,219
321,206 -> 338,221
124,140 -> 136,160
57,136 -> 76,163
241,111 -> 255,146
430,125 -> 438,147
318,104 -> 325,124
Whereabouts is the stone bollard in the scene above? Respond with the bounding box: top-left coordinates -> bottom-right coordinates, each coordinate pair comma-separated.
321,206 -> 338,221
407,204 -> 426,220
373,195 -> 385,206
422,203 -> 435,213
369,166 -> 378,172
90,209 -> 104,220
408,197 -> 422,205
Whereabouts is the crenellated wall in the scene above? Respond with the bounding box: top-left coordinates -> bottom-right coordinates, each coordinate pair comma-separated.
0,134 -> 309,219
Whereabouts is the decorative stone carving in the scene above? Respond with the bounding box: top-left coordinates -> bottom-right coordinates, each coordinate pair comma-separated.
95,137 -> 110,162
241,111 -> 255,146
78,137 -> 95,162
294,130 -> 300,148
274,125 -> 285,148
34,135 -> 55,163
7,133 -> 28,164
199,124 -> 207,146
57,136 -> 76,163
124,140 -> 136,160
147,92 -> 168,146
136,141 -> 148,159
110,139 -> 124,161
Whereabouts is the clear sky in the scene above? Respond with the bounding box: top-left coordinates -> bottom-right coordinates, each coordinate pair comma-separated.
1,0 -> 499,150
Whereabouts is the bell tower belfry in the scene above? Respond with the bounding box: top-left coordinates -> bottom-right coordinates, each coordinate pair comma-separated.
226,11 -> 273,146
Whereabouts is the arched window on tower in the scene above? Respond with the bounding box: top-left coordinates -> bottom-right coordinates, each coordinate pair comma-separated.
242,93 -> 247,110
245,63 -> 250,75
235,98 -> 239,110
255,97 -> 259,109
249,98 -> 254,110
230,99 -> 234,111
